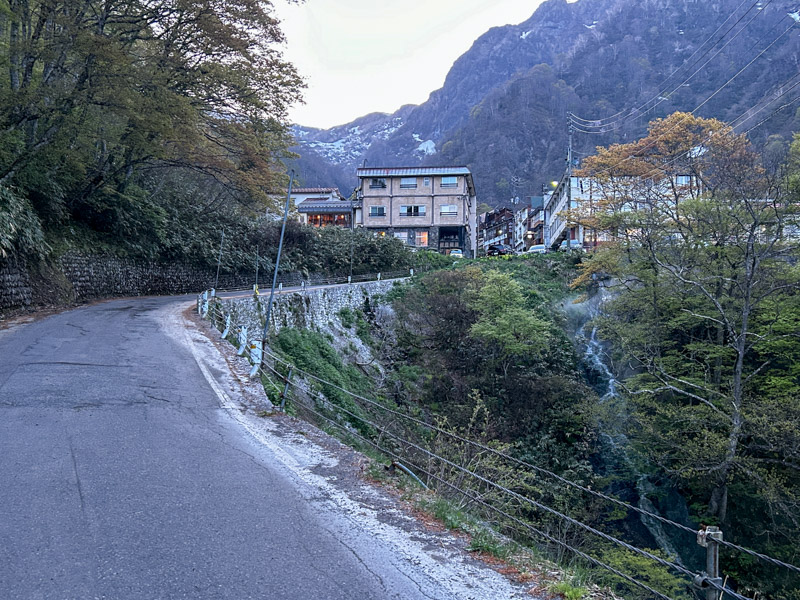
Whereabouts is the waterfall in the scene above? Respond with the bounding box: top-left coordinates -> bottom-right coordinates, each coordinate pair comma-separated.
571,288 -> 685,564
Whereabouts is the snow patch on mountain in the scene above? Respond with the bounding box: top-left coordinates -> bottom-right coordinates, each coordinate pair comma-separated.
415,140 -> 436,155
294,117 -> 405,165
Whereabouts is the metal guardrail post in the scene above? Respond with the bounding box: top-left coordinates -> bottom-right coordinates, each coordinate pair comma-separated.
248,341 -> 263,379
279,366 -> 293,412
237,326 -> 248,356
221,314 -> 231,338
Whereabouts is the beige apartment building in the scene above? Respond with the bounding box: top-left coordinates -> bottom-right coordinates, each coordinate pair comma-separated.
355,167 -> 477,257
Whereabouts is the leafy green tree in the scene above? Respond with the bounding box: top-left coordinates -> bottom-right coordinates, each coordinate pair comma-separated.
578,114 -> 800,595
0,0 -> 303,259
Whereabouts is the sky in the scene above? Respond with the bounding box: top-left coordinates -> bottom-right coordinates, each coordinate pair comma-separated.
273,0 -> 545,129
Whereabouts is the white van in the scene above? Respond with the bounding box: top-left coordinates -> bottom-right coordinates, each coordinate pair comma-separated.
526,244 -> 547,254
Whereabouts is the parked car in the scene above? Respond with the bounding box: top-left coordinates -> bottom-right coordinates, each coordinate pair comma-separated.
487,244 -> 514,256
559,239 -> 584,251
449,249 -> 464,258
526,244 -> 547,254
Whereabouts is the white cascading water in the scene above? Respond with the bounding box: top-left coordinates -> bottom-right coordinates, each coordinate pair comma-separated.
573,290 -> 684,563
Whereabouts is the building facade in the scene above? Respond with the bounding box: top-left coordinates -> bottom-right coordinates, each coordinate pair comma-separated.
478,207 -> 514,254
356,167 -> 477,257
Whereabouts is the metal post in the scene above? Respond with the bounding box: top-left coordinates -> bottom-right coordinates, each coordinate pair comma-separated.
255,244 -> 259,290
262,170 -> 295,345
214,229 -> 225,290
349,203 -> 355,281
696,526 -> 723,600
566,115 -> 573,253
279,366 -> 293,412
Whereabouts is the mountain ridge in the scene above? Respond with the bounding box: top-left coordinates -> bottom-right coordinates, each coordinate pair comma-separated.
291,0 -> 800,204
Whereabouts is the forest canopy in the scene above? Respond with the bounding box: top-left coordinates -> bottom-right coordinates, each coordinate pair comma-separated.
0,0 -> 304,261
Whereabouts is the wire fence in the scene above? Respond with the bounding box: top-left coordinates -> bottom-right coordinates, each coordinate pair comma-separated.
201,293 -> 800,600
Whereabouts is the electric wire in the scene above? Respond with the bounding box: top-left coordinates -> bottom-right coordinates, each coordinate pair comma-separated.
202,295 -> 800,578
256,345 -> 800,578
568,0 -> 759,126
571,2 -> 787,134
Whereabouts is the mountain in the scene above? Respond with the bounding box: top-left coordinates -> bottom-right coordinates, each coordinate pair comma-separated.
291,0 -> 800,205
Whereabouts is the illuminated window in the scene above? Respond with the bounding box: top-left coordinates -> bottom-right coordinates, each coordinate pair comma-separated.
415,231 -> 429,247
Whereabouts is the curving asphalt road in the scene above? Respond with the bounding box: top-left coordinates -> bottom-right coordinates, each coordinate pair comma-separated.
0,296 -> 517,600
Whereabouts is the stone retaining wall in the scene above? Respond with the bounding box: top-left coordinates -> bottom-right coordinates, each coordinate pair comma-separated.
0,252 -> 258,311
212,279 -> 403,336
0,257 -> 33,309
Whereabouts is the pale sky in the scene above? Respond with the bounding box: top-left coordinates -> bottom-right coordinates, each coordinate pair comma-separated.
273,0 -> 545,129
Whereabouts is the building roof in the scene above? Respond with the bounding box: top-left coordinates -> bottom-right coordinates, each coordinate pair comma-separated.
296,200 -> 355,214
291,187 -> 341,194
356,167 -> 471,178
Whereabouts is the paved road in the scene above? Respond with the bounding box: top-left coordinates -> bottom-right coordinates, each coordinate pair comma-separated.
0,297 -> 513,600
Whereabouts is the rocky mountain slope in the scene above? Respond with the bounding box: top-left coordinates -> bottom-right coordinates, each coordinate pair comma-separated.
291,0 -> 800,205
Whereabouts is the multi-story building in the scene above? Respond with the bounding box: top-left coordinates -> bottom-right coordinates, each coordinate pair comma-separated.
543,174 -> 699,250
478,207 -> 514,254
356,167 -> 477,257
512,201 -> 530,252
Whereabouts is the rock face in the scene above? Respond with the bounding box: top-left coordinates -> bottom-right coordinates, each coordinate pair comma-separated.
294,0 -> 800,205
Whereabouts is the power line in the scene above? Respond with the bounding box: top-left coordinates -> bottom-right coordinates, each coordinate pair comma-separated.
571,1 -> 782,133
569,0 -> 759,127
254,341 -> 800,577
205,298 -> 800,580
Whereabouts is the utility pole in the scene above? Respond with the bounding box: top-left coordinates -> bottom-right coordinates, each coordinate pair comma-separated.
261,170 -> 295,346
214,229 -> 225,290
566,113 -> 574,253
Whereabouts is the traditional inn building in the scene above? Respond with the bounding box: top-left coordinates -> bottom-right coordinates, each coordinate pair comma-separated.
356,167 -> 477,257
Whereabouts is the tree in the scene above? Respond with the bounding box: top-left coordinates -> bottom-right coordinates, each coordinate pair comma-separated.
0,0 -> 303,258
575,113 -> 800,594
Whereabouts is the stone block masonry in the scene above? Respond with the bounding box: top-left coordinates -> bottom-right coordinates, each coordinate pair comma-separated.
0,252 -> 258,311
214,280 -> 402,338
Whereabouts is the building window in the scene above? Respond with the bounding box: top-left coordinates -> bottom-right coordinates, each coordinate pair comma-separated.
400,177 -> 417,189
441,176 -> 457,188
370,178 -> 386,189
415,231 -> 429,247
400,205 -> 426,217
369,206 -> 386,217
393,232 -> 407,244
423,177 -> 431,187
440,204 -> 458,216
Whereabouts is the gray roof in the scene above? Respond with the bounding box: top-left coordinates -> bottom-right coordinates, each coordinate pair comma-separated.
297,200 -> 355,214
356,167 -> 471,177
